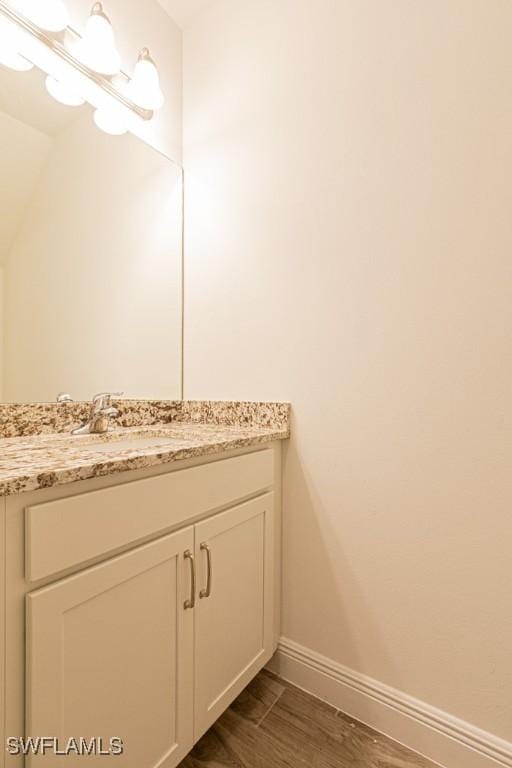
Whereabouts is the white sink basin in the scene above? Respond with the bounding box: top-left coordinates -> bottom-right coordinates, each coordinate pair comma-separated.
77,436 -> 173,453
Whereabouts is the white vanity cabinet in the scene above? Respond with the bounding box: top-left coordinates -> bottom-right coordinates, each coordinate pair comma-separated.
0,443 -> 282,768
193,494 -> 275,738
26,528 -> 195,768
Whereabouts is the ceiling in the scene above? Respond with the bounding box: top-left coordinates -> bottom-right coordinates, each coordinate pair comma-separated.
156,0 -> 215,29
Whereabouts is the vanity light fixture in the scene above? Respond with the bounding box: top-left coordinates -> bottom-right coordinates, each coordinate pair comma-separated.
0,0 -> 166,137
44,56 -> 87,106
13,0 -> 69,32
45,74 -> 85,106
0,46 -> 33,71
125,48 -> 165,111
0,48 -> 33,71
0,14 -> 33,70
70,2 -> 121,77
93,104 -> 129,135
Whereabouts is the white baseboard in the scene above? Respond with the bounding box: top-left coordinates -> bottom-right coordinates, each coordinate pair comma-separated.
266,638 -> 512,768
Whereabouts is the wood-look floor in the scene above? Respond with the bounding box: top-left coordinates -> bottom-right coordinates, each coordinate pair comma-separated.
179,670 -> 441,768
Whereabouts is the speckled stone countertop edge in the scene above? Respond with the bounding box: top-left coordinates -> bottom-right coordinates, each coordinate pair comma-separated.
0,401 -> 291,497
0,427 -> 288,497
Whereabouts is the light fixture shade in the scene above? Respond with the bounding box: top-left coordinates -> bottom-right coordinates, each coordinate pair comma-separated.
126,48 -> 164,111
73,3 -> 121,76
0,15 -> 34,70
13,0 -> 69,32
93,105 -> 128,135
0,49 -> 34,71
46,75 -> 85,106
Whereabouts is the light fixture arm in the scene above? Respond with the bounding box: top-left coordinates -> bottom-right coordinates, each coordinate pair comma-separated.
0,0 -> 153,121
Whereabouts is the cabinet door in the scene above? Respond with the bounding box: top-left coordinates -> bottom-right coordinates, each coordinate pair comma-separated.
194,493 -> 275,739
26,528 -> 195,768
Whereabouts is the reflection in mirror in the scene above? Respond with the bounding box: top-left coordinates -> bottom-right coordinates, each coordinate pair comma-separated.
0,64 -> 182,403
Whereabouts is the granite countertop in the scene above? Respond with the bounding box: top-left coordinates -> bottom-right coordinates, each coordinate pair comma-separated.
0,412 -> 290,497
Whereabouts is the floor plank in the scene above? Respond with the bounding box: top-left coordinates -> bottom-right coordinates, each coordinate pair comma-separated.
179,670 -> 441,768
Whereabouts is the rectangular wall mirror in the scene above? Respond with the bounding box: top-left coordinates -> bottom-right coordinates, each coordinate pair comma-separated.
0,65 -> 183,403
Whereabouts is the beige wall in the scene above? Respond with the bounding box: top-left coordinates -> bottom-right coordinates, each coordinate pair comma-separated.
183,0 -> 512,742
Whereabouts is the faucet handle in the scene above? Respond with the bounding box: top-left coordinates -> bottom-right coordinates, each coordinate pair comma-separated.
92,392 -> 124,410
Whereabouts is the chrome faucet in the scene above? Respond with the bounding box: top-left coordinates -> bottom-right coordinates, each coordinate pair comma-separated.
72,392 -> 123,435
56,392 -> 74,403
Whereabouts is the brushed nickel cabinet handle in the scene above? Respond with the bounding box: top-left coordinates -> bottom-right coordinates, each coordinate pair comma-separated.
199,542 -> 212,599
184,550 -> 196,610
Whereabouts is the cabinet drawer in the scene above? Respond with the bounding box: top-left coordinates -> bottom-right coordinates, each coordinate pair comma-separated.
26,449 -> 274,582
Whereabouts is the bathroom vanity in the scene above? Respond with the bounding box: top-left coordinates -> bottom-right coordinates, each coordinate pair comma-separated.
0,44 -> 290,767
0,402 -> 289,767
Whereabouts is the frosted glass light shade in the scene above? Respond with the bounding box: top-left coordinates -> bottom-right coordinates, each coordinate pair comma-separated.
0,49 -> 33,71
73,3 -> 121,76
46,75 -> 85,106
0,16 -> 34,70
13,0 -> 69,32
93,105 -> 128,135
126,48 -> 164,111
